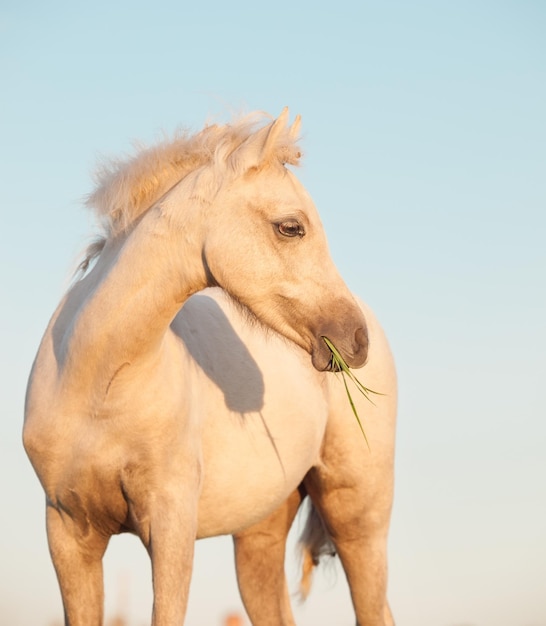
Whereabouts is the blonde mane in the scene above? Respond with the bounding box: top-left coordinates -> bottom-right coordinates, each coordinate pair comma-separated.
85,112 -> 302,240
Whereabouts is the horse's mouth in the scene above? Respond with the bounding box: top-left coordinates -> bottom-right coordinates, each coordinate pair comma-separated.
312,337 -> 345,372
314,329 -> 368,372
325,354 -> 342,373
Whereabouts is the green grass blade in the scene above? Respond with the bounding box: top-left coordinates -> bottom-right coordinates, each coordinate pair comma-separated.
322,336 -> 382,396
340,369 -> 370,450
322,336 -> 383,446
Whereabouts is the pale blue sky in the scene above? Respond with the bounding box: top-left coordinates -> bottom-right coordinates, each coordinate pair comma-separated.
1,2 -> 545,625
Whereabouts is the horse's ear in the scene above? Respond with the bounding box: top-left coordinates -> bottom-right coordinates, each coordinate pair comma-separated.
288,114 -> 301,141
228,107 -> 290,172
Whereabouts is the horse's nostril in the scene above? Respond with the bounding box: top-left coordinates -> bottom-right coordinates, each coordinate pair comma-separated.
355,326 -> 368,350
351,326 -> 369,367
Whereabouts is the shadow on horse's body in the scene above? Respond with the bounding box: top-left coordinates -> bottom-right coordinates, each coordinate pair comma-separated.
24,109 -> 396,625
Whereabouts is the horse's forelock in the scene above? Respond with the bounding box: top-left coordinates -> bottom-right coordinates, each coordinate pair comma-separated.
85,112 -> 302,239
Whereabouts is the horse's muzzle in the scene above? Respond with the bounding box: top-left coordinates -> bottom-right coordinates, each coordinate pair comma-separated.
312,325 -> 369,372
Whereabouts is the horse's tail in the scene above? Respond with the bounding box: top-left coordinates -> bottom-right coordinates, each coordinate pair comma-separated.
298,499 -> 336,599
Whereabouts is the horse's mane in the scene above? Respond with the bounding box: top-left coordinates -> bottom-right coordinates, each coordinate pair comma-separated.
86,112 -> 302,239
78,112 -> 301,274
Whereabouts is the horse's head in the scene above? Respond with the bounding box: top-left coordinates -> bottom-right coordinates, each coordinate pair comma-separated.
200,109 -> 368,372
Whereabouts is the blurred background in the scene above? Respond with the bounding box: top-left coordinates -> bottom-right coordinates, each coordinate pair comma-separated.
47,611 -> 247,626
1,1 -> 545,625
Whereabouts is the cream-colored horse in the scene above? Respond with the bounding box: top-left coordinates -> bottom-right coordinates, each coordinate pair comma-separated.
23,109 -> 396,626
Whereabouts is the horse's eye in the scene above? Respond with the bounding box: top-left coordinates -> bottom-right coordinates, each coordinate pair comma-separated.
277,220 -> 305,238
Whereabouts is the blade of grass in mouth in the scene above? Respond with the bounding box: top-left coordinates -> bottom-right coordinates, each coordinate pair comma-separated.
322,336 -> 384,449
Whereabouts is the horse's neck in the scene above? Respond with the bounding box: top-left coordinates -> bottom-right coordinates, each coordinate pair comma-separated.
57,206 -> 207,385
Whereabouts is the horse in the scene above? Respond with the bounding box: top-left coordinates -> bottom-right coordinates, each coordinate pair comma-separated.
23,108 -> 397,625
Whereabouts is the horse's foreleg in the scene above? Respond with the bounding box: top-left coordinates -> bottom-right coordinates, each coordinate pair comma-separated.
333,520 -> 394,626
304,472 -> 395,626
46,504 -> 109,626
149,507 -> 196,625
233,487 -> 304,626
134,484 -> 199,626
